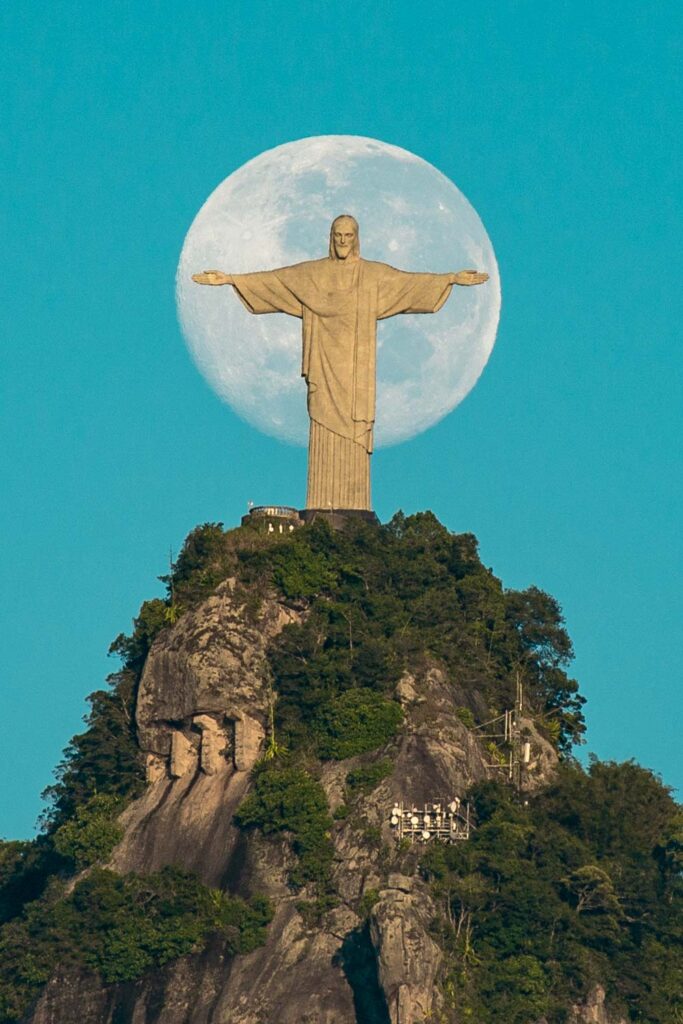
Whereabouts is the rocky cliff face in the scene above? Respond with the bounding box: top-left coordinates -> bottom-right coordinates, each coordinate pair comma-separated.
568,987 -> 627,1024
24,576 -> 615,1024
108,578 -> 299,887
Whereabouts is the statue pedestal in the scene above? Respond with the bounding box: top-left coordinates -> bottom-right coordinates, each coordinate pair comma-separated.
299,508 -> 379,529
242,505 -> 379,533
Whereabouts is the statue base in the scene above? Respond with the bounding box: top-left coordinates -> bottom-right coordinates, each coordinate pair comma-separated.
241,505 -> 379,533
299,508 -> 380,530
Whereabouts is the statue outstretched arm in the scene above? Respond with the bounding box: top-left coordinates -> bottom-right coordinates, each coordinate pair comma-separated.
377,265 -> 489,319
449,270 -> 489,286
192,271 -> 234,286
193,267 -> 304,317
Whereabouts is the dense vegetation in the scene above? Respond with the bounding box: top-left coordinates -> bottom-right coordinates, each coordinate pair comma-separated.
0,865 -> 271,1021
52,793 -> 125,869
234,764 -> 335,890
234,512 -> 586,756
423,761 -> 682,1023
0,512 -> 679,1023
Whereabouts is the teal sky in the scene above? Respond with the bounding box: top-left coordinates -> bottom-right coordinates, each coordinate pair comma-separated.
1,2 -> 681,838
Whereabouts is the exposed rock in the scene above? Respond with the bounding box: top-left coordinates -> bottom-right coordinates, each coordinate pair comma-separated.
386,873 -> 413,892
193,714 -> 228,775
109,763 -> 252,884
169,729 -> 197,778
137,578 -> 299,781
232,710 -> 265,772
203,902 -> 359,1024
519,714 -> 558,793
384,666 -> 492,805
145,752 -> 167,784
568,985 -> 627,1024
370,885 -> 443,1024
534,985 -> 627,1024
395,672 -> 422,707
108,582 -> 300,885
316,666 -> 497,909
27,907 -> 360,1024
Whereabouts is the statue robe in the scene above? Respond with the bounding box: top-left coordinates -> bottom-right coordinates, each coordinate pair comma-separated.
231,258 -> 453,510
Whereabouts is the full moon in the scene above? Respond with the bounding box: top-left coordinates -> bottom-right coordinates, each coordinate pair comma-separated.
176,135 -> 500,447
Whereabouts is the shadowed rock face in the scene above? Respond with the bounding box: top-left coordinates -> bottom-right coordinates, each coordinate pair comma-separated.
105,579 -> 301,887
25,580 -> 589,1024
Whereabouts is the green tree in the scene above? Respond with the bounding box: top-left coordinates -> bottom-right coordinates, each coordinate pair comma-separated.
422,764 -> 681,1024
235,764 -> 334,890
315,689 -> 403,760
41,667 -> 144,829
560,864 -> 622,916
53,794 -> 124,870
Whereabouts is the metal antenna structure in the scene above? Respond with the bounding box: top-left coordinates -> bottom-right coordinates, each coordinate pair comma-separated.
389,798 -> 472,845
470,674 -> 530,793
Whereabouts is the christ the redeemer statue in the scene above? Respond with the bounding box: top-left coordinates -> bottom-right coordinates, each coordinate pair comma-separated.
192,215 -> 488,513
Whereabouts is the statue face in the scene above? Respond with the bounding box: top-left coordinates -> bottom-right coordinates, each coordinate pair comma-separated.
332,219 -> 357,260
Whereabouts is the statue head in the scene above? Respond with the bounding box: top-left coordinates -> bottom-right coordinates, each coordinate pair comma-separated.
329,215 -> 360,261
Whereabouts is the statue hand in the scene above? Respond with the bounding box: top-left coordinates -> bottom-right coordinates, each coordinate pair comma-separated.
451,270 -> 489,286
192,270 -> 234,286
